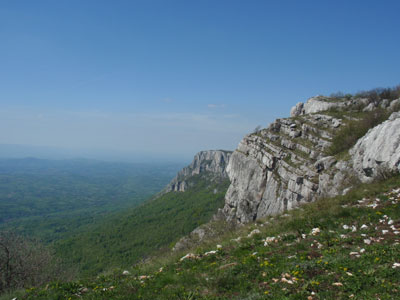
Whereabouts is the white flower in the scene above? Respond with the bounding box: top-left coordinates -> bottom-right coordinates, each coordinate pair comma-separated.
343,225 -> 350,230
351,225 -> 357,232
382,230 -> 389,234
392,263 -> 400,269
332,282 -> 343,286
122,270 -> 130,275
263,236 -> 277,246
360,248 -> 366,253
360,224 -> 368,230
364,239 -> 372,245
310,228 -> 320,235
217,244 -> 222,249
248,229 -> 261,237
180,253 -> 198,261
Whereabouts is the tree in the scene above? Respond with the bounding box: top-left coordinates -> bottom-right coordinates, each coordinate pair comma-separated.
253,125 -> 262,133
0,231 -> 64,294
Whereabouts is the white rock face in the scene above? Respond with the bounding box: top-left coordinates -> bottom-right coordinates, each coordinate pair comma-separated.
219,112 -> 352,223
350,112 -> 400,182
164,150 -> 232,193
290,96 -> 349,116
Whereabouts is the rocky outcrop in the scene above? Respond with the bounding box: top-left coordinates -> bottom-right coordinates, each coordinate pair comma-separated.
221,95 -> 400,224
220,112 -> 352,223
164,150 -> 232,193
350,111 -> 400,182
290,96 -> 349,117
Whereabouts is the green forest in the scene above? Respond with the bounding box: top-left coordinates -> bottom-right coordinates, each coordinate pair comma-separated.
55,173 -> 230,276
0,158 -> 182,242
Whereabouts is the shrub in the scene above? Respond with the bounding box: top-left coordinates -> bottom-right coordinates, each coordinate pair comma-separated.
0,231 -> 68,294
327,108 -> 390,156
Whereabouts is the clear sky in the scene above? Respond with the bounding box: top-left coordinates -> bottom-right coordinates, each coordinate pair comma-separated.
1,0 -> 399,162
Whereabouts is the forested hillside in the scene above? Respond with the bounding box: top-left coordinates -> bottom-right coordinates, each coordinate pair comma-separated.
55,173 -> 230,276
0,158 -> 182,242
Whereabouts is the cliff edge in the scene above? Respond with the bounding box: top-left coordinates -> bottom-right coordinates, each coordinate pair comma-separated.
221,93 -> 400,223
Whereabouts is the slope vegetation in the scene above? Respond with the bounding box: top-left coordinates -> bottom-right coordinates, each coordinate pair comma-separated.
18,175 -> 400,299
54,173 -> 230,276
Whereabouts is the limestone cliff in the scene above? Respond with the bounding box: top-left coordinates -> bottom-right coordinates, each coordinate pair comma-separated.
351,111 -> 400,182
220,95 -> 400,223
163,150 -> 232,193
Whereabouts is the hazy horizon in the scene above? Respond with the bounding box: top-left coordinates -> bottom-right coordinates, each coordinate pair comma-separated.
1,1 -> 400,161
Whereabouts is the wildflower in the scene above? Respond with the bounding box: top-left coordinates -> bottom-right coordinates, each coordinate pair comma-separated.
301,234 -> 307,239
351,225 -> 357,232
364,239 -> 372,245
392,262 -> 400,269
204,250 -> 217,256
216,244 -> 222,249
382,230 -> 389,234
310,228 -> 320,235
349,252 -> 360,258
343,225 -> 350,230
332,282 -> 343,286
360,248 -> 366,253
346,272 -> 353,276
281,278 -> 293,284
263,236 -> 278,246
180,253 -> 198,261
360,224 -> 368,230
248,229 -> 261,237
122,270 -> 130,275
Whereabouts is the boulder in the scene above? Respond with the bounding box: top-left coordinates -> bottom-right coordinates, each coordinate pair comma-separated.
350,112 -> 400,182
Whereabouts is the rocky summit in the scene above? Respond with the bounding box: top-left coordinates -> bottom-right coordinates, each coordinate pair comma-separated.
220,94 -> 400,223
163,150 -> 232,193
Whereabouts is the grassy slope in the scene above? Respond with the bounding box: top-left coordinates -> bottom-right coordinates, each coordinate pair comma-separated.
17,175 -> 400,300
54,173 -> 230,276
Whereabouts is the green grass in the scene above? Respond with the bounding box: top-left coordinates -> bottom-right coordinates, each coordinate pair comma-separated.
326,108 -> 390,157
12,175 -> 400,299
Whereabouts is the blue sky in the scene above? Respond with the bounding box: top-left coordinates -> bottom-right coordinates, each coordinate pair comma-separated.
1,0 -> 399,161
